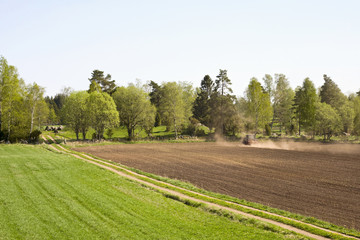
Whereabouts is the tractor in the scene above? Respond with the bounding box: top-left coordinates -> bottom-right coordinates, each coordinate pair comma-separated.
242,134 -> 256,145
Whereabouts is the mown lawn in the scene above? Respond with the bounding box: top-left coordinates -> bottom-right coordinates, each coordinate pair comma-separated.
0,145 -> 302,240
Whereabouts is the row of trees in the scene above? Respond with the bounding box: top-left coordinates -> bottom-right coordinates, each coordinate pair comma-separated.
0,57 -> 48,142
2,55 -> 360,142
62,90 -> 119,140
182,71 -> 360,140
239,74 -> 360,140
63,74 -> 195,140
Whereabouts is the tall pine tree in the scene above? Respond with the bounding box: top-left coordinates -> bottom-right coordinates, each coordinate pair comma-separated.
88,70 -> 116,95
211,69 -> 235,134
193,75 -> 213,126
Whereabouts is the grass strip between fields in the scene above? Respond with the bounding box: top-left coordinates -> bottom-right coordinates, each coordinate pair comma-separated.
150,188 -> 318,239
53,143 -> 360,240
133,181 -> 311,239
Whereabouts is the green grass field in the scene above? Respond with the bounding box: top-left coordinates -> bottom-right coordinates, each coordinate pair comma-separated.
0,145 -> 303,240
46,125 -> 211,141
47,126 -> 174,140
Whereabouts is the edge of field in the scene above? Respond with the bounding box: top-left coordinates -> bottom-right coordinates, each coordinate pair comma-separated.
43,135 -> 360,240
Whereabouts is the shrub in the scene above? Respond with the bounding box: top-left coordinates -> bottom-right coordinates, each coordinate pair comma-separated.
29,130 -> 42,143
154,112 -> 161,127
0,130 -> 5,141
106,129 -> 114,139
182,124 -> 195,136
265,124 -> 271,136
195,128 -> 206,136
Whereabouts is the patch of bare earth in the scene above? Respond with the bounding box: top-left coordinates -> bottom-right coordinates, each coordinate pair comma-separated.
74,142 -> 360,230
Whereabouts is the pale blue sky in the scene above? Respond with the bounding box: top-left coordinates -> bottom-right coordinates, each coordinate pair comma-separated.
1,0 -> 359,96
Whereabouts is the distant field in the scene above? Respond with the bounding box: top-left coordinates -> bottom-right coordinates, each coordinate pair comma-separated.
75,142 -> 360,230
0,145 -> 300,240
46,125 -> 211,141
47,126 -> 181,140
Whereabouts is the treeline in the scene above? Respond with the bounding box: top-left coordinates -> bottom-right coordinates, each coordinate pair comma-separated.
0,57 -> 48,142
43,69 -> 360,141
1,56 -> 360,142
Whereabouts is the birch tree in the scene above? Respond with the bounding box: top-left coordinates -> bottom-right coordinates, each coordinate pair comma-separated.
273,74 -> 295,133
159,82 -> 186,139
0,57 -> 26,141
245,77 -> 273,134
26,83 -> 45,135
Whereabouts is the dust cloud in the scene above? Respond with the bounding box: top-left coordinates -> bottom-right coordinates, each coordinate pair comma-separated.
251,140 -> 360,155
214,133 -> 237,147
213,132 -> 360,155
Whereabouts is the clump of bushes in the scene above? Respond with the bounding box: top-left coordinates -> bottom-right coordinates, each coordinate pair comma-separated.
181,118 -> 207,136
265,124 -> 271,136
29,130 -> 42,143
106,129 -> 114,139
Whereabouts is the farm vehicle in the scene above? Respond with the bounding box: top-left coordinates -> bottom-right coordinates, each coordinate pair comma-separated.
242,134 -> 256,145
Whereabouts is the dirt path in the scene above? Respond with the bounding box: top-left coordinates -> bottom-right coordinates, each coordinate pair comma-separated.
71,155 -> 326,240
41,135 -> 60,152
41,137 -> 360,240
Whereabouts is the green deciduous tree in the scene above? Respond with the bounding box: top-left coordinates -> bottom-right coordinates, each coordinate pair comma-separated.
338,101 -> 355,134
352,96 -> 360,135
0,58 -> 26,141
273,74 -> 295,133
88,80 -> 102,93
26,83 -> 46,136
224,112 -> 243,136
158,82 -> 186,139
112,85 -> 155,140
245,77 -> 273,135
294,78 -> 318,136
315,102 -> 341,140
35,99 -> 49,131
142,106 -> 156,137
47,106 -> 58,125
179,81 -> 196,124
262,74 -> 274,101
87,91 -> 119,140
62,91 -> 90,140
0,56 -> 47,142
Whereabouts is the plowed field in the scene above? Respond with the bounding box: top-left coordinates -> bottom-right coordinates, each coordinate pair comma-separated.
75,142 -> 360,229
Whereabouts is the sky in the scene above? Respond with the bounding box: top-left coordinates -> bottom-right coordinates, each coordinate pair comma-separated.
1,0 -> 360,97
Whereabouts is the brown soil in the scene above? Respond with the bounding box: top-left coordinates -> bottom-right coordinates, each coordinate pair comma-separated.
74,142 -> 360,230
